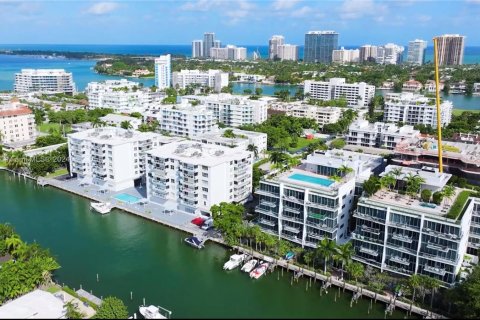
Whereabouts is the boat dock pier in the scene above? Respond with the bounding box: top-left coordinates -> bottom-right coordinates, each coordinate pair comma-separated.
76,289 -> 103,307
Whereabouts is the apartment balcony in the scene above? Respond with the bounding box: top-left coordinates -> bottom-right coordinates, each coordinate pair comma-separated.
425,241 -> 450,253
306,232 -> 324,240
351,232 -> 383,245
389,256 -> 411,266
256,189 -> 280,198
306,222 -> 336,233
70,154 -> 84,162
421,252 -> 458,265
281,233 -> 303,244
423,265 -> 447,276
361,225 -> 381,236
391,233 -> 414,244
386,243 -> 417,255
282,225 -> 301,234
422,228 -> 461,241
235,172 -> 251,181
259,218 -> 276,227
307,212 -> 328,221
283,206 -> 301,215
359,246 -> 379,257
259,200 -> 277,208
353,211 -> 386,224
305,201 -> 338,212
152,190 -> 168,198
388,221 -> 420,232
283,195 -> 305,205
255,206 -> 278,218
282,215 -> 303,224
384,265 -> 412,276
353,255 -> 382,268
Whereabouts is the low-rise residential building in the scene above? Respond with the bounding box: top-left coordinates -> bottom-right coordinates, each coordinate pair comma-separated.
233,73 -> 266,82
255,153 -> 357,246
193,128 -> 267,158
186,94 -> 268,127
146,141 -> 253,214
304,78 -> 375,108
99,114 -> 142,130
347,120 -> 420,150
473,83 -> 480,95
0,99 -> 37,147
384,93 -> 453,128
286,105 -> 342,127
67,127 -> 163,191
86,79 -> 163,113
402,80 -> 423,92
144,103 -> 217,138
172,70 -> 229,93
392,138 -> 480,184
450,82 -> 467,94
14,69 -> 76,94
352,165 -> 473,286
425,80 -> 445,93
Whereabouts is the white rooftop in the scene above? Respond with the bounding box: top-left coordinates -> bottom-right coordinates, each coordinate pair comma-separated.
17,69 -> 71,76
147,141 -> 251,166
0,290 -> 65,319
380,165 -> 451,189
100,114 -> 139,123
68,127 -> 160,145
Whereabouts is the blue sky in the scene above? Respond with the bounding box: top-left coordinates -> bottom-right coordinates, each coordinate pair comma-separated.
0,0 -> 479,46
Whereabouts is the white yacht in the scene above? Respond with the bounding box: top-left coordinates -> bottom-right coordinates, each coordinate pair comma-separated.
241,259 -> 258,273
250,262 -> 269,279
223,254 -> 247,270
139,305 -> 165,319
90,201 -> 112,214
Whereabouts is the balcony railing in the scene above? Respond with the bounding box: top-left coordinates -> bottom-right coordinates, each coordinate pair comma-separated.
423,265 -> 447,276
259,219 -> 276,227
389,256 -> 411,266
421,252 -> 458,265
388,221 -> 420,232
361,225 -> 381,235
359,247 -> 379,257
353,211 -> 386,224
422,228 -> 461,241
256,189 -> 280,198
425,242 -> 450,253
305,201 -> 338,212
351,232 -> 383,244
283,225 -> 301,234
260,200 -> 277,208
283,195 -> 305,205
391,233 -> 413,244
283,206 -> 301,215
255,206 -> 278,217
282,215 -> 303,223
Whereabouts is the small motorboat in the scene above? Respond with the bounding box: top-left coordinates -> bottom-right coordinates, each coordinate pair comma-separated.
184,236 -> 204,249
284,252 -> 295,261
223,254 -> 246,270
241,259 -> 258,273
139,305 -> 165,319
90,201 -> 112,214
250,262 -> 269,279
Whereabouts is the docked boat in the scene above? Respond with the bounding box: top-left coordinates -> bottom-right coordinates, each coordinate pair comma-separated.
90,201 -> 112,214
250,262 -> 269,279
139,305 -> 165,319
241,259 -> 258,273
223,254 -> 246,270
184,236 -> 204,249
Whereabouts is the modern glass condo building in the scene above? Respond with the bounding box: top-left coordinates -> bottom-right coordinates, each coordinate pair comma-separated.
304,31 -> 338,63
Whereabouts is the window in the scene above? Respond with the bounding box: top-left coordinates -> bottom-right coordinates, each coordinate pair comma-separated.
339,224 -> 344,229
202,187 -> 208,192
202,173 -> 208,177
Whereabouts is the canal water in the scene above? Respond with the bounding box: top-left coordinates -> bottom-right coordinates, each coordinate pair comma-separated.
0,171 -> 413,318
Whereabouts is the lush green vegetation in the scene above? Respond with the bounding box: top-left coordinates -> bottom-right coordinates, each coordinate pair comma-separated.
46,108 -> 114,125
37,122 -> 72,134
452,109 -> 480,116
447,190 -> 471,220
35,133 -> 67,147
95,57 -> 154,77
447,265 -> 480,318
239,114 -> 317,150
322,109 -> 357,134
415,110 -> 480,138
0,224 -> 60,303
29,145 -> 69,177
94,296 -> 129,319
330,138 -> 346,149
36,92 -> 88,105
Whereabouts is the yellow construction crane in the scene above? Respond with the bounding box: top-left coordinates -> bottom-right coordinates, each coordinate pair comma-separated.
433,37 -> 443,173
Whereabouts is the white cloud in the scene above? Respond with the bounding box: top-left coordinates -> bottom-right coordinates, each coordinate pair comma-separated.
180,0 -> 225,11
417,14 -> 431,23
291,6 -> 312,17
339,0 -> 388,21
86,2 -> 119,15
272,0 -> 301,10
225,0 -> 256,24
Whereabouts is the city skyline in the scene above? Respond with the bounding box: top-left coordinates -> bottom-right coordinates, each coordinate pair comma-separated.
0,0 -> 479,45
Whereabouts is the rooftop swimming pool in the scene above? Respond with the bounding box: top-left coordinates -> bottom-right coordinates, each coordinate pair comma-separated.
288,173 -> 334,187
114,193 -> 142,204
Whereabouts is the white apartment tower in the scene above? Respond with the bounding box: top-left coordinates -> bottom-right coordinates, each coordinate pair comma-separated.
192,40 -> 203,58
384,93 -> 453,128
68,127 -> 161,191
277,44 -> 299,61
154,54 -> 171,90
172,70 -> 229,93
0,99 -> 37,145
269,35 -> 285,60
332,47 -> 360,63
203,32 -> 216,58
359,45 -> 378,62
14,69 -> 76,94
146,141 -> 253,214
436,34 -> 465,66
286,105 -> 342,128
407,39 -> 428,65
304,78 -> 375,108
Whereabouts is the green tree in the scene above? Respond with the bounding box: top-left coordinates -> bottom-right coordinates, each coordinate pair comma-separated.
120,121 -> 133,130
346,262 -> 364,289
408,274 -> 422,314
330,138 -> 346,149
337,165 -> 353,177
334,242 -> 354,282
247,144 -> 258,159
315,238 -> 337,274
442,184 -> 455,205
421,189 -> 432,202
363,175 -> 381,196
65,301 -> 85,319
432,191 -> 444,205
255,87 -> 263,96
94,296 -> 129,319
222,129 -> 236,138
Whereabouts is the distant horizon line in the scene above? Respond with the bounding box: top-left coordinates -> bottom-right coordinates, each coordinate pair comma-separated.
1,43 -> 480,47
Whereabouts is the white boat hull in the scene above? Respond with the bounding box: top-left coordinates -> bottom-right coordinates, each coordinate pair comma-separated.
249,263 -> 268,279
90,202 -> 112,214
241,259 -> 258,273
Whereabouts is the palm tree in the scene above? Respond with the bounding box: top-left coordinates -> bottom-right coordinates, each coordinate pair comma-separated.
330,175 -> 342,183
222,129 -> 236,138
286,156 -> 301,169
408,274 -> 422,315
381,173 -> 396,191
334,242 -> 354,282
6,150 -> 27,172
247,144 -> 259,159
337,165 -> 353,177
91,118 -> 106,128
426,276 -> 441,309
315,238 -> 337,274
120,120 -> 133,130
268,151 -> 287,166
405,173 -> 425,198
346,262 -> 364,291
442,185 -> 455,205
5,234 -> 23,253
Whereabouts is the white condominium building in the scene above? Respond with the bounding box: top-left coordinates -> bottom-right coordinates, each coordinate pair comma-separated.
375,43 -> 404,65
359,45 -> 378,62
172,70 -> 229,93
193,128 -> 268,158
332,47 -> 360,63
304,78 -> 375,108
407,39 -> 428,65
67,127 -> 162,191
233,73 -> 266,82
269,35 -> 285,60
384,93 -> 453,128
195,94 -> 268,126
286,105 -> 342,127
14,69 -> 75,94
155,54 -> 171,89
0,99 -> 37,145
255,153 -> 356,246
146,141 -> 253,214
192,40 -> 203,58
277,44 -> 298,61
347,120 -> 420,150
99,114 -> 142,130
86,79 -> 163,113
352,165 -> 473,286
210,45 -> 247,61
144,103 -> 217,138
